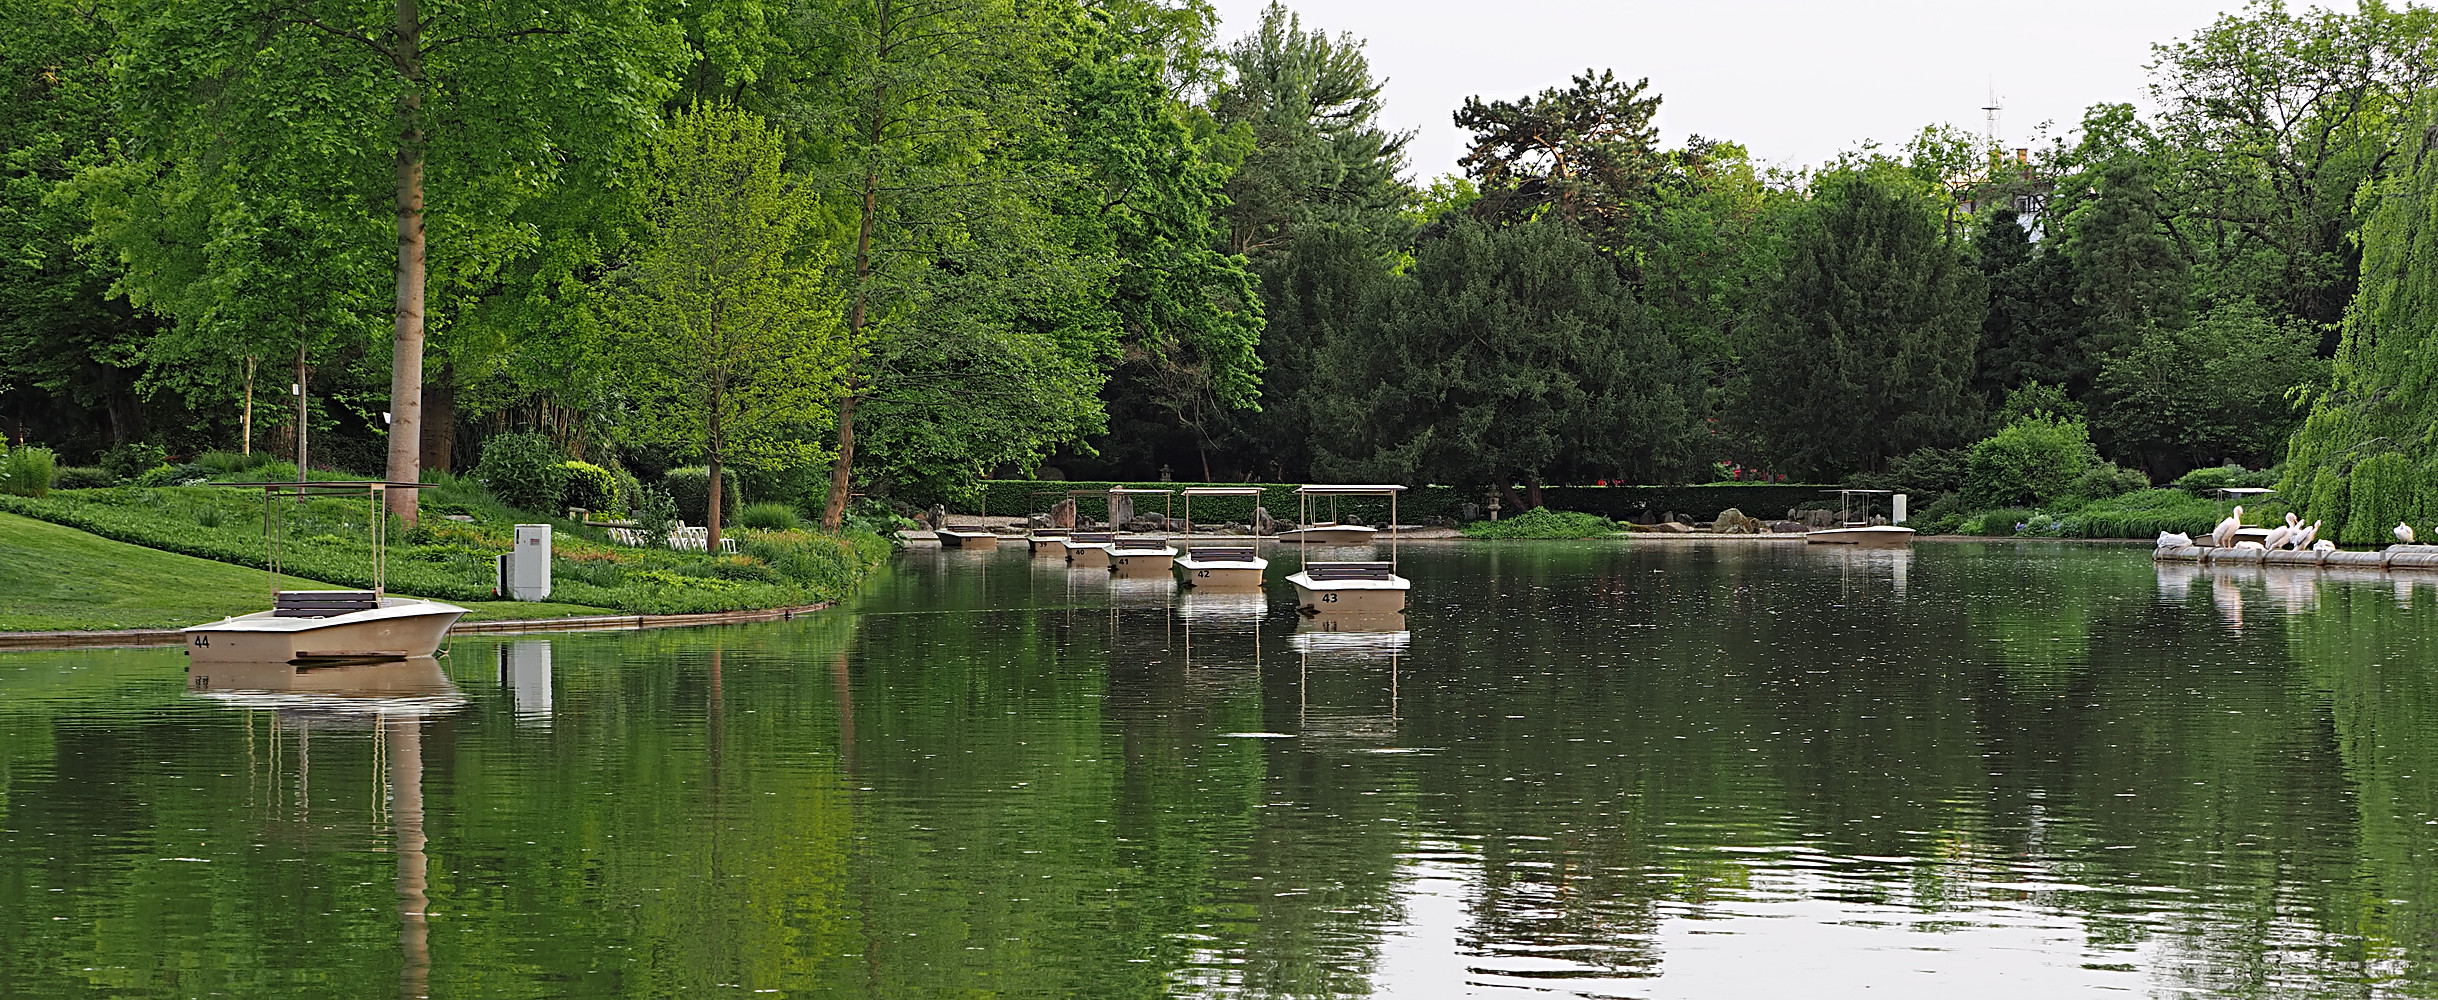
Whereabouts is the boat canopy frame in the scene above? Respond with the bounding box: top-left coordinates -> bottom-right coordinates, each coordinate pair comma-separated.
1294,484 -> 1405,575
1178,486 -> 1264,539
1825,488 -> 1893,530
216,480 -> 442,603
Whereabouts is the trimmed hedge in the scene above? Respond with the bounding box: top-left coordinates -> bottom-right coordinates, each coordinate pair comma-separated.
663,466 -> 743,526
958,480 -> 1841,525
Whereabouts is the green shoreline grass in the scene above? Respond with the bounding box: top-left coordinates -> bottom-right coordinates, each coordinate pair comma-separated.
0,512 -> 615,632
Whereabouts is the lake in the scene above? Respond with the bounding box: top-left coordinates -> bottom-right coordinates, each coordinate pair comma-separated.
3,539 -> 2435,998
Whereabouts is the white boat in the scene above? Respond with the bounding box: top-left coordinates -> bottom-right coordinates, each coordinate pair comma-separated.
1289,485 -> 1410,614
1172,487 -> 1270,588
1177,544 -> 1267,588
1805,489 -> 1915,548
1066,531 -> 1118,568
935,526 -> 1000,549
186,592 -> 466,665
184,480 -> 466,664
1027,528 -> 1072,558
1110,535 -> 1180,576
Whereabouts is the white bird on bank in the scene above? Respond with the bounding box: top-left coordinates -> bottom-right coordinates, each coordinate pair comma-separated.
2297,520 -> 2322,550
2287,512 -> 2303,530
2213,507 -> 2244,548
2400,523 -> 2419,545
2236,541 -> 2267,550
2263,524 -> 2294,551
2314,539 -> 2339,553
2158,531 -> 2193,549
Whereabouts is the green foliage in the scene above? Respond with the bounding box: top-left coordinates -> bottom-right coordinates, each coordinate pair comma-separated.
474,433 -> 568,514
738,502 -> 801,532
1996,382 -> 2082,426
608,465 -> 644,519
3,446 -> 57,497
2063,463 -> 2150,505
2344,451 -> 2414,547
193,450 -> 275,474
1313,217 -> 1700,488
634,487 -> 680,548
1964,415 -> 2099,508
2174,464 -> 2281,493
1959,508 -> 2037,537
98,442 -> 165,482
50,467 -> 113,490
1459,508 -> 1622,539
134,462 -> 210,487
661,468 -> 741,527
2091,302 -> 2324,477
559,461 -> 616,514
2053,488 -> 2224,539
1737,172 -> 1986,479
2306,466 -> 2350,545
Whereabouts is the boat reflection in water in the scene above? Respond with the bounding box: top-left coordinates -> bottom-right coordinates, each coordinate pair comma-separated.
1808,542 -> 1912,597
1177,590 -> 1268,673
1290,612 -> 1412,734
184,656 -> 466,999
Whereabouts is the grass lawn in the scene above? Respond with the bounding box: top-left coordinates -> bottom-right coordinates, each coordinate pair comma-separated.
0,512 -> 615,632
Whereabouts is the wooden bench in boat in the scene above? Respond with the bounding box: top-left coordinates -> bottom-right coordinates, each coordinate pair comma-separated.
1303,562 -> 1395,581
1186,546 -> 1258,563
1070,532 -> 1117,544
274,590 -> 381,618
1114,536 -> 1173,552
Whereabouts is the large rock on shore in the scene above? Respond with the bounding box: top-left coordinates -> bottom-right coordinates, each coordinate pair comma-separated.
1050,498 -> 1077,529
1712,507 -> 1769,534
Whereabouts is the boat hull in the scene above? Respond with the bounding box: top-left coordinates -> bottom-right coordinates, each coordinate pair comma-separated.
1805,526 -> 1916,549
1177,560 -> 1266,589
184,600 -> 466,664
1287,573 -> 1408,614
1067,544 -> 1113,568
1112,547 -> 1179,576
1028,536 -> 1070,558
936,530 -> 999,550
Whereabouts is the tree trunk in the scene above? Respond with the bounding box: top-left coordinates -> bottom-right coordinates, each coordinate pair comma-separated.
706,403 -> 724,556
241,355 -> 255,456
821,132 -> 885,534
1524,476 -> 1544,511
384,0 -> 427,523
419,365 -> 454,475
294,342 -> 309,482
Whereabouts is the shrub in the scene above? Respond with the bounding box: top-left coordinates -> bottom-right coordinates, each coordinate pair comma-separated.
560,461 -> 616,514
135,462 -> 212,487
738,501 -> 800,531
1460,507 -> 1621,539
608,464 -> 644,518
662,466 -> 742,526
2307,466 -> 2349,547
2063,463 -> 2149,505
2173,464 -> 2281,493
3,446 -> 57,497
1958,507 -> 2037,537
50,466 -> 113,490
2056,489 -> 2225,539
194,450 -> 277,475
474,432 -> 568,513
1963,416 -> 2097,508
99,442 -> 167,482
634,486 -> 680,547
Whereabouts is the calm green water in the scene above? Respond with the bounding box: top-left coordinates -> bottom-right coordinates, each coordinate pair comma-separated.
4,540 -> 2437,998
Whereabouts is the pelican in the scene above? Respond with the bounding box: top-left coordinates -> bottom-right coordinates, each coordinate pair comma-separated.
2157,531 -> 2192,549
2262,524 -> 2294,551
2400,523 -> 2418,545
2313,538 -> 2338,553
2296,520 -> 2322,550
2286,512 -> 2303,530
2236,540 -> 2267,550
2212,507 -> 2244,548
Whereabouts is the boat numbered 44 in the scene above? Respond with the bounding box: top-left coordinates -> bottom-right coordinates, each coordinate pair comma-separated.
183,481 -> 467,664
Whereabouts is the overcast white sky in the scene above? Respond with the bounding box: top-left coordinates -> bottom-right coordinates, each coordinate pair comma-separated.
1208,0 -> 2274,179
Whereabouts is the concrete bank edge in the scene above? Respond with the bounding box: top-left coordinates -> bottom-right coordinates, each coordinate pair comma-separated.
0,602 -> 839,652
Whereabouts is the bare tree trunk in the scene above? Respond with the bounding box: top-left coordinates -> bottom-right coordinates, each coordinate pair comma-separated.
384,0 -> 427,522
294,342 -> 309,482
706,400 -> 724,555
241,355 -> 255,456
1524,476 -> 1544,511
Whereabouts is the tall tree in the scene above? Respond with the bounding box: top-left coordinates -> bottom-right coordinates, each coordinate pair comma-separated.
614,104 -> 841,554
1314,218 -> 1698,499
110,0 -> 688,521
1735,172 -> 1986,479
1454,68 -> 1662,237
1208,2 -> 1412,257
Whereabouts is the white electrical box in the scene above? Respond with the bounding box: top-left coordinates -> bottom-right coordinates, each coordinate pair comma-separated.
496,524 -> 552,601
